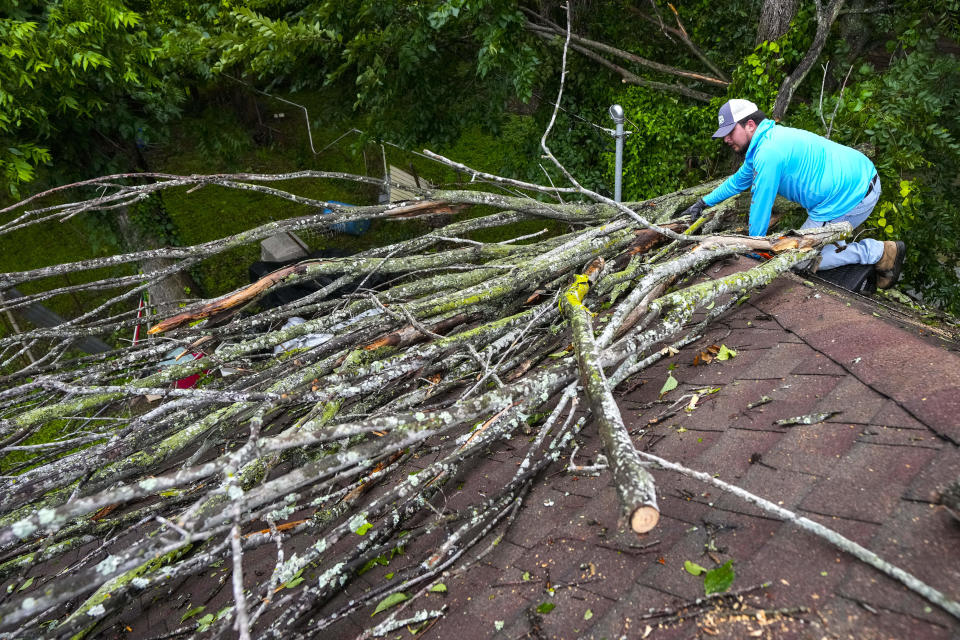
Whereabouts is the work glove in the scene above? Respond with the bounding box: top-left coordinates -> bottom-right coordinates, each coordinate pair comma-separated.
681,198 -> 707,219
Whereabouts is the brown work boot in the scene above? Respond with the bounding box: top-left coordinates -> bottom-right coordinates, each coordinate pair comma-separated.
875,241 -> 902,271
875,240 -> 905,289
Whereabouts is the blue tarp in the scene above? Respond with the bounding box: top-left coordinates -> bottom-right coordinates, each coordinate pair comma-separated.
324,201 -> 370,236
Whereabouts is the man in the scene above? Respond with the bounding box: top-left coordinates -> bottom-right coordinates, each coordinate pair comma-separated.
683,99 -> 905,288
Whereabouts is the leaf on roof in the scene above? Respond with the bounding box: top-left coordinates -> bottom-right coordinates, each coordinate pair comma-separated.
703,560 -> 735,595
715,344 -> 737,361
371,592 -> 407,616
659,373 -> 678,396
693,344 -> 720,366
180,606 -> 205,623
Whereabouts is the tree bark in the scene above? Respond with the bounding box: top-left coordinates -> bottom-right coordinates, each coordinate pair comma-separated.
838,0 -> 873,69
562,261 -> 659,534
772,0 -> 846,120
113,205 -> 199,308
756,0 -> 800,45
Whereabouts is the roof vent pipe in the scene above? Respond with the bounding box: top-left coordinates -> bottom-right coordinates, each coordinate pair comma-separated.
609,104 -> 625,203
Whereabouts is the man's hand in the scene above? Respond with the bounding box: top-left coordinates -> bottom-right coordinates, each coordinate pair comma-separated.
681,198 -> 707,218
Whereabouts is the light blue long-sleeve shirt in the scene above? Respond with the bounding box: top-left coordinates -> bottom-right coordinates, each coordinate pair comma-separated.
703,119 -> 877,236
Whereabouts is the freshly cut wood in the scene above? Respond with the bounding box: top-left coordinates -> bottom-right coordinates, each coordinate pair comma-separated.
625,223 -> 684,257
148,262 -> 305,334
362,313 -> 472,350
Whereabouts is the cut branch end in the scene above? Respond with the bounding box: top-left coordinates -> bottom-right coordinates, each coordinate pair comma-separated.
630,505 -> 660,534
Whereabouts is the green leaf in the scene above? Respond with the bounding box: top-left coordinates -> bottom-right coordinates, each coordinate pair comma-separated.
522,571 -> 531,581
372,592 -> 408,616
355,522 -> 372,536
659,373 -> 678,396
429,583 -> 447,593
196,613 -> 215,631
684,560 -> 707,576
715,345 -> 737,361
583,608 -> 593,620
703,560 -> 735,595
180,606 -> 205,623
17,577 -> 33,591
358,554 -> 390,574
282,568 -> 305,587
535,602 -> 556,614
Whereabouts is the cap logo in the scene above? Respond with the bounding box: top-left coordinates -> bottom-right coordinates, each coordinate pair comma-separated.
718,114 -> 725,124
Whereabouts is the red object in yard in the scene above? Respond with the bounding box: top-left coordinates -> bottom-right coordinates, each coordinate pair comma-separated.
158,347 -> 208,389
174,352 -> 207,389
132,295 -> 146,345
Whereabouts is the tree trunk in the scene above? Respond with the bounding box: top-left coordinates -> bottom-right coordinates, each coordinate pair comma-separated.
756,0 -> 799,45
772,0 -> 846,120
113,206 -> 199,309
838,0 -> 873,69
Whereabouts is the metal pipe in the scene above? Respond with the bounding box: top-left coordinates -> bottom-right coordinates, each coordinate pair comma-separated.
609,104 -> 625,203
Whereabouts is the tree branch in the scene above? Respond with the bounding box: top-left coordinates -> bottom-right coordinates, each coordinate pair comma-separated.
772,0 -> 846,120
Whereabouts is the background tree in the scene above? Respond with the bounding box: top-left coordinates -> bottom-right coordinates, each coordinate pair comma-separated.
2,0 -> 958,308
0,0 -> 186,194
0,0 -> 199,302
756,0 -> 800,45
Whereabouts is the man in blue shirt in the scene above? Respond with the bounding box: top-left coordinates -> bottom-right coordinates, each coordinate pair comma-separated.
683,99 -> 905,288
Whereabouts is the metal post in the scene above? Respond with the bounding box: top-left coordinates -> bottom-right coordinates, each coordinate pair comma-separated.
609,104 -> 625,203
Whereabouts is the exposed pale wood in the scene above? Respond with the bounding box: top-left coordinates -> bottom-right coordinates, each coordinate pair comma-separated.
388,165 -> 434,203
631,505 -> 661,534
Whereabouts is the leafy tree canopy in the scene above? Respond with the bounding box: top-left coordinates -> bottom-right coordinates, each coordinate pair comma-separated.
0,0 -> 185,196
200,0 -> 542,144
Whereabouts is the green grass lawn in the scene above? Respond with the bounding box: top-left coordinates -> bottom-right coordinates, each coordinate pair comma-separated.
0,88 -> 560,346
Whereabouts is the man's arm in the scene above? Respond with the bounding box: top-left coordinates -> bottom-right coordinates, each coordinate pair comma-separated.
681,160 -> 756,219
746,155 -> 781,237
703,162 -> 755,207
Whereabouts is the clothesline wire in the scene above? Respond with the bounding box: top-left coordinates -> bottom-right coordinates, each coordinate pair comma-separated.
525,88 -> 625,137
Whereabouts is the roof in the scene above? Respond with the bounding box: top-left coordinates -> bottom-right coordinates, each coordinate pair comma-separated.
115,258 -> 960,639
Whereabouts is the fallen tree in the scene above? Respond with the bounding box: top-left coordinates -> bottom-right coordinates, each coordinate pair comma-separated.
0,151 -> 864,637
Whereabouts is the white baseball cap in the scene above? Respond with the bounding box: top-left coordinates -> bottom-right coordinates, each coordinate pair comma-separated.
712,99 -> 759,138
